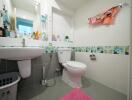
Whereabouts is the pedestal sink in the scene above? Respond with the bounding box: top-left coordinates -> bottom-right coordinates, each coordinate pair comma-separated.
0,47 -> 43,78
0,47 -> 43,60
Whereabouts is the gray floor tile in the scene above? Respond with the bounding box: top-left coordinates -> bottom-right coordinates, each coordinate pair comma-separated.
18,77 -> 127,100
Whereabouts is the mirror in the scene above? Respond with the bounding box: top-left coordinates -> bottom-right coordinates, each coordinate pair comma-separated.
0,0 -> 41,39
11,0 -> 41,38
0,0 -> 73,42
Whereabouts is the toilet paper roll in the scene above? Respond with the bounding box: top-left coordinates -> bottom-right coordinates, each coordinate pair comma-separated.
18,60 -> 31,78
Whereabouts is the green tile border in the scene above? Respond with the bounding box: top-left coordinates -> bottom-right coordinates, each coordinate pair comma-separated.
0,45 -> 129,55
44,46 -> 129,55
74,46 -> 129,55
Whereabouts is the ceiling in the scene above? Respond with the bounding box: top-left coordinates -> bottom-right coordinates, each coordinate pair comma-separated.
11,0 -> 88,13
11,0 -> 36,14
55,0 -> 88,11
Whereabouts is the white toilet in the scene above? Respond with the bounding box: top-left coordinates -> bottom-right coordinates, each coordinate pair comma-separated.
57,48 -> 87,88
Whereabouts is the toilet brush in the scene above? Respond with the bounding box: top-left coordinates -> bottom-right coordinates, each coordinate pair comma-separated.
41,66 -> 47,86
41,54 -> 56,87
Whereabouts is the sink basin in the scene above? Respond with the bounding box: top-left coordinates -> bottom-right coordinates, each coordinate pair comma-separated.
0,47 -> 44,78
0,47 -> 43,60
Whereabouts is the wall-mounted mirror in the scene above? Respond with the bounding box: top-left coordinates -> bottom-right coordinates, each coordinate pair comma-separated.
0,0 -> 41,39
11,0 -> 41,38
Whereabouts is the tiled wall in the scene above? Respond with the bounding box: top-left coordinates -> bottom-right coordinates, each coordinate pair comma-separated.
0,52 -> 75,100
0,60 -> 19,74
0,45 -> 129,99
130,77 -> 132,100
18,53 -> 61,100
130,61 -> 132,100
73,46 -> 129,55
44,46 -> 129,55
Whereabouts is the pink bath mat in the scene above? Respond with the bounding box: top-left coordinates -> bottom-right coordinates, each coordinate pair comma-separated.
60,88 -> 92,100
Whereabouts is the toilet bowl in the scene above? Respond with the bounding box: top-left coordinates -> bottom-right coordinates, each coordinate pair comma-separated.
62,61 -> 87,88
63,61 -> 86,75
57,48 -> 87,88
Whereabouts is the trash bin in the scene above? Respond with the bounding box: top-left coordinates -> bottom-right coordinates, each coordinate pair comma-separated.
0,72 -> 21,100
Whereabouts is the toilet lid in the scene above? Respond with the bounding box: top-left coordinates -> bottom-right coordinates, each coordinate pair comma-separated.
66,61 -> 87,69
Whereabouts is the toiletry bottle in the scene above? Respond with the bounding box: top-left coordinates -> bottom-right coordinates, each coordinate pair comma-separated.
10,31 -> 16,38
0,27 -> 3,37
65,35 -> 69,42
5,29 -> 10,37
35,31 -> 40,40
0,17 -> 3,27
31,32 -> 35,39
0,27 -> 5,37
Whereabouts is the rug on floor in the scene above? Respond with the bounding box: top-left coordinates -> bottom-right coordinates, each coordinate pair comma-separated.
60,88 -> 92,100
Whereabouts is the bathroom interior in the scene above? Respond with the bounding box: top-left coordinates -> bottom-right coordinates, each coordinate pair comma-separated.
0,0 -> 131,100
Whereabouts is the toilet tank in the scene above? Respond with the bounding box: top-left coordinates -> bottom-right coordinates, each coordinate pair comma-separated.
57,48 -> 72,63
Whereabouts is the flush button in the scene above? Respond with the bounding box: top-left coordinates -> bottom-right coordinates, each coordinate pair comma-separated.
59,52 -> 63,54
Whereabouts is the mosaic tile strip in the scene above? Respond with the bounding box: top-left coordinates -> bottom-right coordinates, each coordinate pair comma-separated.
0,45 -> 128,55
73,46 -> 129,55
44,46 -> 129,55
44,46 -> 58,53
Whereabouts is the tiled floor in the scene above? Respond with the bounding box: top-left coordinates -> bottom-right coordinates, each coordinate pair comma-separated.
18,77 -> 127,100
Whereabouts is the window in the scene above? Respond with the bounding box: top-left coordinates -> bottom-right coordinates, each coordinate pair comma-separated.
16,17 -> 33,36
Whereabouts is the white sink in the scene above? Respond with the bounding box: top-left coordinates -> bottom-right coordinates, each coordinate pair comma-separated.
0,47 -> 43,60
0,37 -> 44,78
0,47 -> 44,78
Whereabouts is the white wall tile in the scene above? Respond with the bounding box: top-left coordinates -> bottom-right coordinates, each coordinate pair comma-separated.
74,0 -> 131,95
0,37 -> 23,47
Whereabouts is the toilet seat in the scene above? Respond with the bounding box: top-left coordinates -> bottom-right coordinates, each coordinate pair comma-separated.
66,61 -> 87,70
